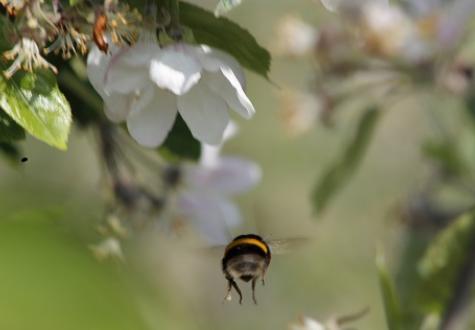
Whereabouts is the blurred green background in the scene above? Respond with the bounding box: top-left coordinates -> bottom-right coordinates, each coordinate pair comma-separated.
0,0 -> 441,329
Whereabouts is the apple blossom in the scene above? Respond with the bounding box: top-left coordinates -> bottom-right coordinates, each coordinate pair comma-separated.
166,123 -> 261,245
87,35 -> 255,148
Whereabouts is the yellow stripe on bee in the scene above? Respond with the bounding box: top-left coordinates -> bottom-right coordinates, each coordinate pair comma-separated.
225,238 -> 269,254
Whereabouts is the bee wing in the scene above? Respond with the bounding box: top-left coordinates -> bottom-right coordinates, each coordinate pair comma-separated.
267,237 -> 310,255
197,244 -> 227,257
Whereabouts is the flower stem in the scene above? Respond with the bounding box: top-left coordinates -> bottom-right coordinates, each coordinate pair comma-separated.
167,0 -> 183,40
57,69 -> 103,115
168,0 -> 180,25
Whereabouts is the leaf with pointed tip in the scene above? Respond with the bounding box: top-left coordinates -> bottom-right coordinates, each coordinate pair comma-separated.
180,1 -> 271,78
312,107 -> 380,215
0,70 -> 72,150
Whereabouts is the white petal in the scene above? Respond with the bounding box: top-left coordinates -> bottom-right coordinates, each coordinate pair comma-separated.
114,42 -> 159,67
104,47 -> 150,94
194,45 -> 246,87
204,71 -> 255,119
130,85 -> 155,114
177,83 -> 229,145
126,88 -> 178,147
290,316 -> 325,330
86,45 -> 110,98
103,93 -> 133,122
183,156 -> 261,195
215,198 -> 241,228
200,121 -> 239,166
150,46 -> 202,95
177,192 -> 241,245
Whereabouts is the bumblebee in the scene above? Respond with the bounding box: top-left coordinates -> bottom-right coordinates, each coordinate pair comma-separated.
222,234 -> 270,305
222,234 -> 306,304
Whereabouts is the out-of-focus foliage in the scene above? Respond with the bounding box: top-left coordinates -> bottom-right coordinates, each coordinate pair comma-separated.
0,209 -> 149,330
417,212 -> 475,321
312,107 -> 379,214
377,251 -> 403,330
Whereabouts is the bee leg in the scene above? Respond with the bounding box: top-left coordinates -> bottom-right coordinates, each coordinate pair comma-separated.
223,279 -> 233,303
230,279 -> 243,304
261,270 -> 267,286
251,278 -> 258,305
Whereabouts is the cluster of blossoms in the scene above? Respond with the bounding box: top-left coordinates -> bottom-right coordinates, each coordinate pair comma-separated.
87,30 -> 255,147
273,0 -> 475,135
83,10 -> 259,250
0,0 -> 141,78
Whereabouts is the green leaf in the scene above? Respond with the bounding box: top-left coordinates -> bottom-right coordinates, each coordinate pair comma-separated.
159,114 -> 201,161
0,142 -> 22,164
421,139 -> 466,177
376,251 -> 403,330
312,107 -> 380,214
214,0 -> 242,16
417,212 -> 475,316
0,110 -> 25,142
180,1 -> 271,78
0,70 -> 72,150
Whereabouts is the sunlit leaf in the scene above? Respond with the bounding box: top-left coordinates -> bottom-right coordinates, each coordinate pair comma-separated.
180,1 -> 271,78
214,0 -> 242,16
0,70 -> 72,150
376,250 -> 403,330
312,107 -> 380,214
159,114 -> 201,161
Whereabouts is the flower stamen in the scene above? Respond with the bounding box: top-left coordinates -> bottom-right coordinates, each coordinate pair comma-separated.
3,38 -> 58,78
44,21 -> 89,59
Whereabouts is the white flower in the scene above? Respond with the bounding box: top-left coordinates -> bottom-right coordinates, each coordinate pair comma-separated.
169,123 -> 261,245
273,15 -> 319,57
289,316 -> 325,330
279,89 -> 324,136
89,237 -> 124,261
87,35 -> 255,147
359,2 -> 431,62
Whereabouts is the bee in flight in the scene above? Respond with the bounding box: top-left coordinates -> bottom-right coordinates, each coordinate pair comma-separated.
221,233 -> 306,305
